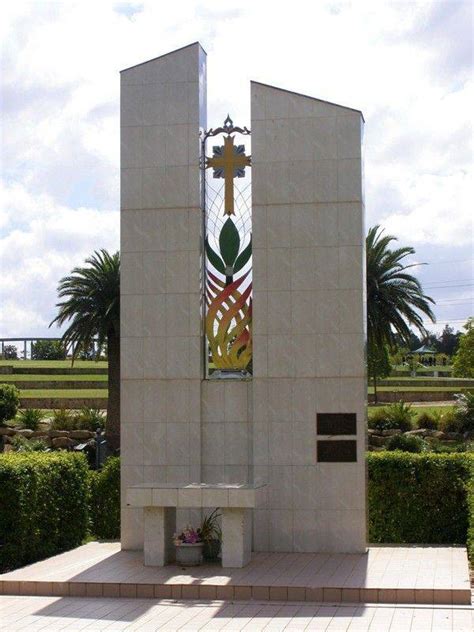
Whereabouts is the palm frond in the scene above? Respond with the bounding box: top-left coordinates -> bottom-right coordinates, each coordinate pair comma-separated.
367,226 -> 435,347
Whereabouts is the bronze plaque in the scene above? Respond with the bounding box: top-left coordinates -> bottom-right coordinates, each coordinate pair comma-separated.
317,440 -> 357,462
317,413 -> 356,435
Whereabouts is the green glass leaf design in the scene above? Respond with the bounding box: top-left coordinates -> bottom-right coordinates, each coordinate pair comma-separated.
219,218 -> 240,267
205,237 -> 226,274
233,235 -> 252,274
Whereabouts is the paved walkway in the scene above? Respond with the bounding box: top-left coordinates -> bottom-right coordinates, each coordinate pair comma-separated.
0,596 -> 473,631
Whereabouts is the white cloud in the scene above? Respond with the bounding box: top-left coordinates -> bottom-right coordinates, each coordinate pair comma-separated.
0,0 -> 472,336
0,182 -> 118,336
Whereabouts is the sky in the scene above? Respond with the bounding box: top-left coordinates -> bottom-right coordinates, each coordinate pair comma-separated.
0,0 -> 473,342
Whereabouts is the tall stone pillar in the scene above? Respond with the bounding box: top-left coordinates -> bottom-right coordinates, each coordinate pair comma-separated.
251,82 -> 367,553
120,43 -> 206,549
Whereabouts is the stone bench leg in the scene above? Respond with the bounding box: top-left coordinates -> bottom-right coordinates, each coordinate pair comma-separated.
221,508 -> 252,568
144,507 -> 176,566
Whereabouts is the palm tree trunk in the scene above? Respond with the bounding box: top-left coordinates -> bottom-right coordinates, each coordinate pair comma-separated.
373,374 -> 378,404
106,328 -> 120,454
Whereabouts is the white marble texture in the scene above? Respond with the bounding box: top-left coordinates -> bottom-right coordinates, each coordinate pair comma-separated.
251,81 -> 366,553
120,43 -> 206,549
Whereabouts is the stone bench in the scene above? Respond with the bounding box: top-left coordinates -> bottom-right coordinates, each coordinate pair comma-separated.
126,483 -> 266,568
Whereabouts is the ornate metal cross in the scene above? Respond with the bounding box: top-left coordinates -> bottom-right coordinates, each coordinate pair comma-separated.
205,116 -> 251,216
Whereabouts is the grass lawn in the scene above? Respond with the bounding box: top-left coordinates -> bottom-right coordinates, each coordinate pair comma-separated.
0,374 -> 108,382
368,385 -> 473,393
20,389 -> 108,398
0,360 -> 108,368
393,365 -> 453,372
369,404 -> 454,418
383,376 -> 471,382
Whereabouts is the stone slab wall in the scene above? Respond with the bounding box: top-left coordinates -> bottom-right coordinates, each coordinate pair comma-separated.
250,82 -> 367,553
120,43 -> 206,549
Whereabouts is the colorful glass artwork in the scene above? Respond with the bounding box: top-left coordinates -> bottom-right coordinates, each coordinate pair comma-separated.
202,117 -> 252,376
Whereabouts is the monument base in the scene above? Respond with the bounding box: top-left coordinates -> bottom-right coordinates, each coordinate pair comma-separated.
1,542 -> 470,605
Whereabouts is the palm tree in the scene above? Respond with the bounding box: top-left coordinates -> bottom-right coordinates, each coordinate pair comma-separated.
50,250 -> 120,452
366,226 -> 435,399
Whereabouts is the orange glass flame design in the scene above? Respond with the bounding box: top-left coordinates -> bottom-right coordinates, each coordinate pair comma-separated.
206,270 -> 252,370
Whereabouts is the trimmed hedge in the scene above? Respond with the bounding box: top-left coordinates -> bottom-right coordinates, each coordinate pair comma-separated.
89,457 -> 120,539
0,452 -> 89,572
368,452 -> 474,545
2,452 -> 473,573
468,475 -> 474,560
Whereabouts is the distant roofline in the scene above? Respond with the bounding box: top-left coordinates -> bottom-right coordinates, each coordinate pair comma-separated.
120,41 -> 206,73
250,80 -> 364,122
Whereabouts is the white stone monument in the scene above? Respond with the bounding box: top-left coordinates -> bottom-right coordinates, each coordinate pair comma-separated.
120,42 -> 367,560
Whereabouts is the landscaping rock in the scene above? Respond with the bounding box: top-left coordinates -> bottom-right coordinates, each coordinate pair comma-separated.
432,431 -> 447,440
16,429 -> 34,438
405,429 -> 427,437
463,431 -> 474,440
369,435 -> 388,447
0,426 -> 16,436
446,432 -> 463,441
381,429 -> 401,437
70,430 -> 95,440
31,430 -> 49,437
52,437 -> 74,449
30,433 -> 51,442
48,430 -> 70,438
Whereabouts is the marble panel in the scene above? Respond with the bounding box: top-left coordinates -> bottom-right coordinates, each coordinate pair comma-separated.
121,295 -> 143,338
121,379 -> 144,424
142,125 -> 167,167
142,210 -> 167,252
121,168 -> 142,210
121,125 -> 143,169
338,159 -> 362,202
336,115 -> 362,160
121,337 -> 144,379
142,295 -> 166,337
143,423 -> 166,466
121,209 -> 144,253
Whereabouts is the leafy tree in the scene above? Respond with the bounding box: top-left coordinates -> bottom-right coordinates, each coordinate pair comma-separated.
437,323 -> 460,356
0,384 -> 20,424
421,330 -> 438,350
31,339 -> 66,360
452,318 -> 474,378
367,342 -> 391,404
366,225 -> 435,351
50,250 -> 120,452
2,345 -> 18,360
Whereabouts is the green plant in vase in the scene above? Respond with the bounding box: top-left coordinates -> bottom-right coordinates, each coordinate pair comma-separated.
200,508 -> 222,561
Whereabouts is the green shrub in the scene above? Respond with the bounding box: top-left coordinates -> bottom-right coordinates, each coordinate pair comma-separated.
439,409 -> 461,433
429,439 -> 470,454
368,407 -> 390,431
454,391 -> 474,433
384,401 -> 415,432
76,407 -> 105,431
467,476 -> 474,560
31,339 -> 66,360
387,433 -> 428,453
0,452 -> 89,572
50,408 -> 76,431
368,401 -> 414,432
368,452 -> 473,544
416,411 -> 438,430
10,435 -> 48,452
0,384 -> 20,424
17,408 -> 44,431
89,457 -> 120,539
